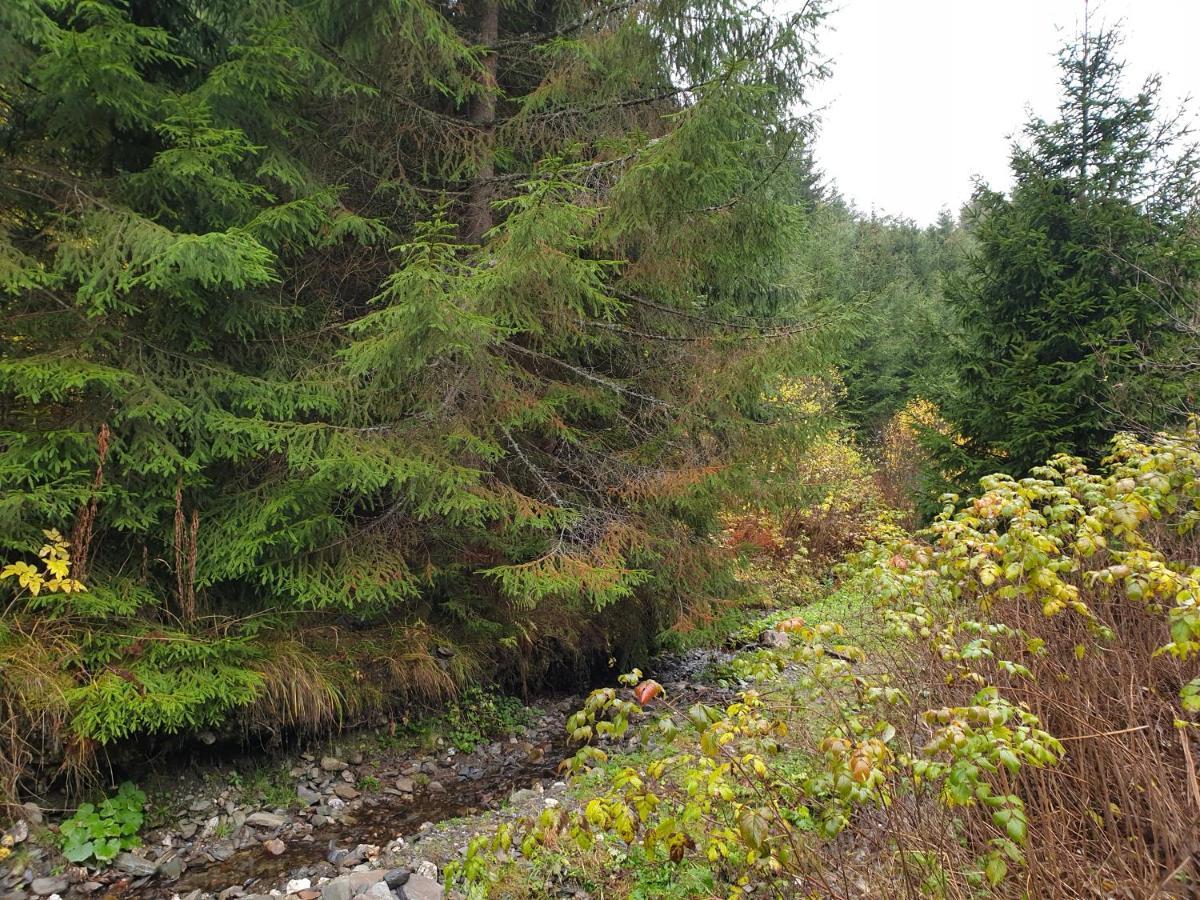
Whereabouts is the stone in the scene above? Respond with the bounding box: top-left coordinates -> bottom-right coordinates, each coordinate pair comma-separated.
298,892 -> 321,900
180,822 -> 199,839
340,771 -> 355,784
426,781 -> 444,795
349,751 -> 364,766
246,812 -> 288,829
219,887 -> 245,900
30,878 -> 69,896
332,784 -> 359,801
413,861 -> 437,881
20,803 -> 43,826
78,883 -> 103,894
297,786 -> 322,805
113,852 -> 158,877
320,757 -> 346,772
263,838 -> 287,856
8,821 -> 28,844
399,874 -> 442,900
320,877 -> 353,900
189,798 -> 214,812
383,870 -> 410,890
347,871 -> 386,894
362,884 -> 392,900
758,629 -> 790,649
286,878 -> 312,894
327,797 -> 346,810
158,854 -> 186,880
395,778 -> 415,794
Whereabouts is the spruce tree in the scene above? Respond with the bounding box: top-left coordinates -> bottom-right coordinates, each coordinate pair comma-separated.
0,0 -> 832,768
933,23 -> 1200,487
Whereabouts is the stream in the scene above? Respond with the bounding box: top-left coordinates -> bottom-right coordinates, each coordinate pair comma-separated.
111,649 -> 734,899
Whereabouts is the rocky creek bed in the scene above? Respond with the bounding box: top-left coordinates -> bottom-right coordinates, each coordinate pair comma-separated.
1,651 -> 735,900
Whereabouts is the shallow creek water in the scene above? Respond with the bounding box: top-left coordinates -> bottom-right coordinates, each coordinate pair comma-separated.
122,649 -> 733,898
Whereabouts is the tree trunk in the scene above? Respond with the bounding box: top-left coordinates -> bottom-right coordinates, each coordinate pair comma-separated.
465,0 -> 499,243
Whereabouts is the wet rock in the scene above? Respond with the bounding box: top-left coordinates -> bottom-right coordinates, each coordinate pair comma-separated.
246,812 -> 287,829
113,852 -> 158,877
30,877 -> 68,896
399,873 -> 442,900
263,838 -> 287,856
321,757 -> 347,773
332,784 -> 360,801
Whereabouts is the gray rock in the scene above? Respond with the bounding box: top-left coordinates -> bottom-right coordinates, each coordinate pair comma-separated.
113,852 -> 158,877
759,629 -> 790,649
246,811 -> 287,829
362,884 -> 393,900
395,777 -> 415,794
8,821 -> 28,844
159,854 -> 186,880
219,887 -> 245,900
30,878 -> 68,896
179,821 -> 199,839
413,861 -> 437,881
399,874 -> 442,900
20,803 -> 43,826
189,798 -> 214,812
347,871 -> 386,895
297,786 -> 322,805
332,783 -> 359,801
426,781 -> 444,794
383,870 -> 410,890
320,757 -> 346,772
320,878 -> 353,900
263,838 -> 287,856
78,883 -> 103,894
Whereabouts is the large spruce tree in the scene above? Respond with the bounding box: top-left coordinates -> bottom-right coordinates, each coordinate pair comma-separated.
933,23 -> 1200,486
0,0 -> 830,770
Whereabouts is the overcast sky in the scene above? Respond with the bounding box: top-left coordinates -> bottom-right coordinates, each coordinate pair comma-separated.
797,0 -> 1200,224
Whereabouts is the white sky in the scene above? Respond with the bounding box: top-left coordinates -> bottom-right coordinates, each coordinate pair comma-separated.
797,0 -> 1200,224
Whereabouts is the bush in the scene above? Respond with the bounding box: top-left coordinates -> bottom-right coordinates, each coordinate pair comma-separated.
60,782 -> 145,866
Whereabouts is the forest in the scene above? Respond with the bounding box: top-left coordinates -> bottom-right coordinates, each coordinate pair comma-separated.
0,0 -> 1198,897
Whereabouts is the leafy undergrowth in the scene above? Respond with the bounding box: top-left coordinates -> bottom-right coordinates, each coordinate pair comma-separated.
441,425 -> 1200,898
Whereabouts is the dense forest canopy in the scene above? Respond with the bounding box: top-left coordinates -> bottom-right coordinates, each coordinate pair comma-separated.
0,0 -> 836,746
